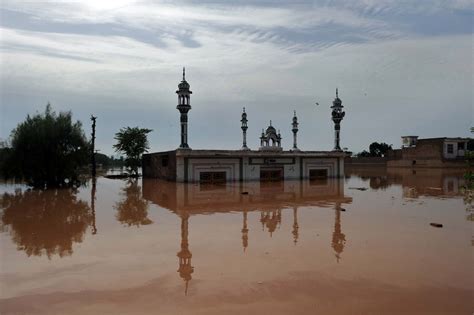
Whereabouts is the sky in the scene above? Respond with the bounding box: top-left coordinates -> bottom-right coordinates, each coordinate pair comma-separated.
0,0 -> 472,155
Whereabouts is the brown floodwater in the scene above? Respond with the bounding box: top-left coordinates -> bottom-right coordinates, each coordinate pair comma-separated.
0,167 -> 472,314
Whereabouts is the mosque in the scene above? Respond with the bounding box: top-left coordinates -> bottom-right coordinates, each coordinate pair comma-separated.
142,68 -> 347,183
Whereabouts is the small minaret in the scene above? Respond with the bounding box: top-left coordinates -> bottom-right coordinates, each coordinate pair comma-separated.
240,107 -> 250,151
176,67 -> 192,149
291,110 -> 300,152
331,88 -> 345,151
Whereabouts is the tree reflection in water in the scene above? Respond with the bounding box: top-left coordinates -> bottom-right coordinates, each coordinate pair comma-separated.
0,188 -> 92,258
115,180 -> 152,227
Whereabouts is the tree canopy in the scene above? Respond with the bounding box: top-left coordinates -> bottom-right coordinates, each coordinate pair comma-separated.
356,142 -> 392,157
2,104 -> 89,188
369,142 -> 392,157
113,127 -> 152,175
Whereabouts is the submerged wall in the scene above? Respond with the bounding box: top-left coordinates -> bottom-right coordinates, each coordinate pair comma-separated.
144,150 -> 346,182
142,151 -> 177,180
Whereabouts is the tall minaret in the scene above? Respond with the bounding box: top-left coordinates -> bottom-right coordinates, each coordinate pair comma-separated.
331,88 -> 345,151
240,107 -> 250,151
291,110 -> 300,152
176,67 -> 192,149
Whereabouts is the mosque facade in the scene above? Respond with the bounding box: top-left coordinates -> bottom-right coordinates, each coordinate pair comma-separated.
142,68 -> 347,183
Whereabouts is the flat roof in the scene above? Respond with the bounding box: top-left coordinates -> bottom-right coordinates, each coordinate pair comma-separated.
145,149 -> 348,158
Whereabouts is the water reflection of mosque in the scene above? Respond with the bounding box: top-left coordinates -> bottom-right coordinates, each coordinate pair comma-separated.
142,178 -> 352,294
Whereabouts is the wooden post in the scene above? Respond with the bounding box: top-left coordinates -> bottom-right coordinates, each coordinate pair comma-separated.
90,115 -> 97,177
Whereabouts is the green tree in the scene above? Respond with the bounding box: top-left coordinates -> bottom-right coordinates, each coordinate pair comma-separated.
3,104 -> 89,188
368,142 -> 392,157
113,127 -> 152,176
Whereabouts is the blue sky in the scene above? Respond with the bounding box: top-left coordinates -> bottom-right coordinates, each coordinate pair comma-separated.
0,0 -> 472,155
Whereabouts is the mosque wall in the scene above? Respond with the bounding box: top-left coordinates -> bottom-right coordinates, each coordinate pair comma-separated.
160,152 -> 345,182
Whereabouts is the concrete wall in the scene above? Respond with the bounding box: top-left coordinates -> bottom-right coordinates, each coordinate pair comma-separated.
443,140 -> 468,159
402,139 -> 444,160
142,151 -> 177,180
175,154 -> 343,182
384,138 -> 469,168
187,157 -> 241,182
345,157 -> 388,166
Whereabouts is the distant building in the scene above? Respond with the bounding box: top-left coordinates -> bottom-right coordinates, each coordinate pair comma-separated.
143,69 -> 348,182
387,137 -> 470,168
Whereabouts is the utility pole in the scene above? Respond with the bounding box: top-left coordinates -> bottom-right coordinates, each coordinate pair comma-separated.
90,176 -> 97,235
90,115 -> 97,177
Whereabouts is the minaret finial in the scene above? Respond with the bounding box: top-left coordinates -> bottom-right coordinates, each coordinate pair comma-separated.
243,107 -> 245,113
183,67 -> 185,80
336,88 -> 338,98
294,110 -> 296,116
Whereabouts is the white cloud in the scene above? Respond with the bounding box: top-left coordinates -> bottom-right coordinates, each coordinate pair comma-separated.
0,0 -> 472,153
2,1 -> 390,33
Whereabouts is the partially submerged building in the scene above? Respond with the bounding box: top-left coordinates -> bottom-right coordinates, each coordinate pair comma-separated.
387,136 -> 470,168
143,69 -> 347,182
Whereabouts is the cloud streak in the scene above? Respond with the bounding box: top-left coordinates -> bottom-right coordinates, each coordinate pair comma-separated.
0,0 -> 472,154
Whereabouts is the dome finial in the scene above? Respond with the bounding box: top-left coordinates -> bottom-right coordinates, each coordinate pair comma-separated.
183,67 -> 185,81
243,107 -> 246,113
294,110 -> 296,116
336,88 -> 339,98
270,120 -> 272,126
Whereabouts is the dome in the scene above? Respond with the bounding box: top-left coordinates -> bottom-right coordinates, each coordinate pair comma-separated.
178,80 -> 190,90
266,125 -> 276,134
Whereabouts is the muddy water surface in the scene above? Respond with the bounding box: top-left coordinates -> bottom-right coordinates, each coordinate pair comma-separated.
0,168 -> 472,314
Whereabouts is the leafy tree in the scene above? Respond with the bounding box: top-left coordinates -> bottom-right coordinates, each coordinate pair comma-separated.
368,142 -> 392,157
113,127 -> 152,175
3,104 -> 89,188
